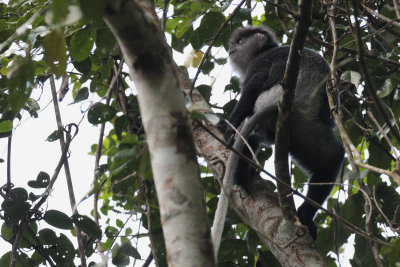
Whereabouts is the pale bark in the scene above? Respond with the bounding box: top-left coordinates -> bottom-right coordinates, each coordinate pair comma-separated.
104,1 -> 215,266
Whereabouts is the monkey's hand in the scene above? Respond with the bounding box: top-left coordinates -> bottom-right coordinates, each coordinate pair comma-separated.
297,209 -> 317,240
224,127 -> 235,145
217,118 -> 236,145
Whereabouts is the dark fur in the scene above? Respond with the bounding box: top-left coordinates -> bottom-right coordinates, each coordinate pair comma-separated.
225,26 -> 344,239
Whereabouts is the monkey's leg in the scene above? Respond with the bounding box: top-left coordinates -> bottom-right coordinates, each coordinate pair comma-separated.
233,135 -> 262,188
291,122 -> 344,239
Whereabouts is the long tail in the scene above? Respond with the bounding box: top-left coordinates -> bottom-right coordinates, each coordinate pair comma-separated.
211,105 -> 278,258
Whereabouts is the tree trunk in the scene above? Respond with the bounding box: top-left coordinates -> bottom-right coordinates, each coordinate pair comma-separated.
104,1 -> 216,266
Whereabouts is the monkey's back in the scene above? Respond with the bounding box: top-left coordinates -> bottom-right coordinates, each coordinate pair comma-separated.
250,46 -> 332,126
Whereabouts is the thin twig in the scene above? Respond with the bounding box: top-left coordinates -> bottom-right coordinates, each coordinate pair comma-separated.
394,0 -> 400,19
274,0 -> 291,36
224,119 -> 259,165
361,4 -> 400,28
25,226 -> 56,267
246,0 -> 252,25
142,252 -> 154,267
106,214 -> 134,254
351,0 -> 400,146
92,59 -> 124,262
190,0 -> 247,94
307,33 -> 400,68
6,136 -> 11,185
367,109 -> 400,159
49,75 -> 87,267
35,129 -> 73,209
144,181 -> 159,267
372,187 -> 399,234
161,0 -> 170,32
10,222 -> 25,267
327,3 -> 385,265
264,0 -> 299,19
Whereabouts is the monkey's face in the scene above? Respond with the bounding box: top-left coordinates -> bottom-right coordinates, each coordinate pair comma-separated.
228,26 -> 278,80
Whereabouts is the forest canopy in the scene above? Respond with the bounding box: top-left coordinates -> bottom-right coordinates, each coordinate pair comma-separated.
0,0 -> 399,266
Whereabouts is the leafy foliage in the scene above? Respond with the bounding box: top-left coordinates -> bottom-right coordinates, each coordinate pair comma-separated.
0,0 -> 399,266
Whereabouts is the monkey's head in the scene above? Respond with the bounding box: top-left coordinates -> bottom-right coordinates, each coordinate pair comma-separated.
229,26 -> 279,78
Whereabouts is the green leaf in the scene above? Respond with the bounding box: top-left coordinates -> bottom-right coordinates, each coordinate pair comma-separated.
0,251 -> 31,266
79,0 -> 107,24
25,98 -> 40,118
28,192 -> 40,202
46,129 -> 62,142
322,192 -> 364,250
69,87 -> 89,105
31,251 -> 46,266
191,12 -> 225,50
0,121 -> 12,133
6,56 -> 35,89
376,78 -> 394,98
115,115 -> 128,140
88,102 -> 117,124
7,187 -> 28,202
43,31 -> 67,77
72,57 -> 92,75
1,188 -> 30,225
368,140 -> 392,169
1,223 -> 13,241
341,71 -> 361,88
381,238 -> 400,265
96,27 -> 116,54
28,171 -> 50,188
38,228 -> 58,245
375,183 -> 400,219
111,242 -> 141,266
0,252 -> 11,266
176,18 -> 192,38
83,236 -> 96,257
53,234 -> 75,263
8,90 -> 30,115
69,27 -> 95,62
224,76 -> 240,93
292,164 -> 308,188
196,84 -> 212,102
171,25 -> 193,53
19,222 -> 38,249
222,99 -> 238,117
44,210 -> 74,230
118,242 -> 141,259
100,58 -> 114,79
71,214 -> 102,240
352,231 -> 376,266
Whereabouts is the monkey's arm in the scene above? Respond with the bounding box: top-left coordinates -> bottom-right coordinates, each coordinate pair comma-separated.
225,72 -> 268,140
225,62 -> 285,141
212,105 -> 279,257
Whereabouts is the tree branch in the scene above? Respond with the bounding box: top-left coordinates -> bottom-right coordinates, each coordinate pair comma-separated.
275,0 -> 312,218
